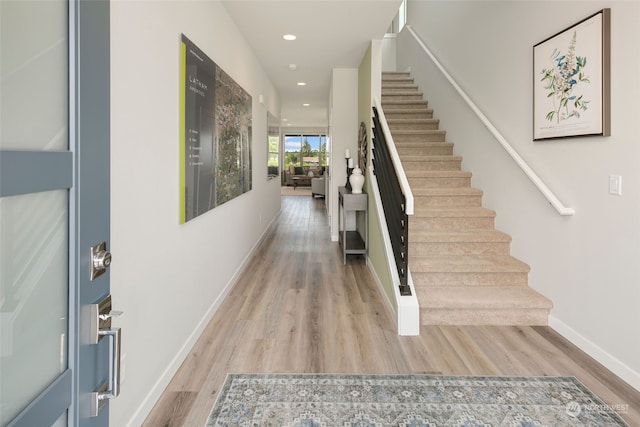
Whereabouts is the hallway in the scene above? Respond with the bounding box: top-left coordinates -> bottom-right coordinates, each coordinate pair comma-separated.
143,196 -> 639,426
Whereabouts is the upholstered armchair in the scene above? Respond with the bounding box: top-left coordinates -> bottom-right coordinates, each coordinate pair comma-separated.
311,175 -> 325,198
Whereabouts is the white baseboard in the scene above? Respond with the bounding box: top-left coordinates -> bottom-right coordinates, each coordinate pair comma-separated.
366,257 -> 398,324
366,258 -> 420,336
549,315 -> 640,392
125,214 -> 280,427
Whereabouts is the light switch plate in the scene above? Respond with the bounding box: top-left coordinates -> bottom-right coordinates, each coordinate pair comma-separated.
609,175 -> 622,195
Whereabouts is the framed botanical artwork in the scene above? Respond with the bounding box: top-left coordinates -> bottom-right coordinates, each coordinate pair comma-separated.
533,8 -> 610,140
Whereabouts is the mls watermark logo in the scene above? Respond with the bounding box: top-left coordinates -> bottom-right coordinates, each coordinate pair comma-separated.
566,401 -> 582,418
567,400 -> 630,418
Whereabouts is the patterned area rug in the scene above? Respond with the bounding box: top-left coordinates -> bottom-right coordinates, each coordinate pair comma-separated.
206,373 -> 629,426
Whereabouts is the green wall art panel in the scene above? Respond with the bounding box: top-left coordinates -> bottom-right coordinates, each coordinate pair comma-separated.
180,34 -> 252,223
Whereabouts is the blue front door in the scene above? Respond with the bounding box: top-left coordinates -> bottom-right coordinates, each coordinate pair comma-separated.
0,1 -> 112,426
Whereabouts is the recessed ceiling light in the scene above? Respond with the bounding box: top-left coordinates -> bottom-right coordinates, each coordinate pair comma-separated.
297,82 -> 306,86
303,103 -> 310,107
289,64 -> 297,71
283,34 -> 296,41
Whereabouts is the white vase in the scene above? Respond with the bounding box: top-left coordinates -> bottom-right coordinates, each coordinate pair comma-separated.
349,167 -> 365,194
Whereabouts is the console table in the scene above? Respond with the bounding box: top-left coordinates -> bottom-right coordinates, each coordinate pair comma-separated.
338,186 -> 368,264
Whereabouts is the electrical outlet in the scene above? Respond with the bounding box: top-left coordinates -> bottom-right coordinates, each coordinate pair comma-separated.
609,175 -> 622,195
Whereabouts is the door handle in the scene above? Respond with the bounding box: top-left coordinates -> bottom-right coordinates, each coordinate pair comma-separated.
90,327 -> 121,416
87,294 -> 123,417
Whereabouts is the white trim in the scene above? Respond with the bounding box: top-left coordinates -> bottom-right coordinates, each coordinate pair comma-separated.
368,166 -> 420,336
124,213 -> 281,427
549,315 -> 640,392
366,258 -> 398,323
405,25 -> 574,217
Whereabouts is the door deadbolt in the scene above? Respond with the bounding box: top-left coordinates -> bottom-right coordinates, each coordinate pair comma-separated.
90,241 -> 112,281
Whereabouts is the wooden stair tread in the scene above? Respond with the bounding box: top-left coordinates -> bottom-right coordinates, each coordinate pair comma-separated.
409,254 -> 530,273
419,286 -> 553,310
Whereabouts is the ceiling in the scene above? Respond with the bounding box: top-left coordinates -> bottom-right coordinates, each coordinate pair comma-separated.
221,0 -> 402,128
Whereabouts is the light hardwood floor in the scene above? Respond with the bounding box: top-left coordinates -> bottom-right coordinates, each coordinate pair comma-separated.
143,196 -> 640,426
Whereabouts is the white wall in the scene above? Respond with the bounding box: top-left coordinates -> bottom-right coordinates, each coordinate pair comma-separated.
381,34 -> 397,72
399,1 -> 640,390
110,1 -> 280,425
328,69 -> 360,240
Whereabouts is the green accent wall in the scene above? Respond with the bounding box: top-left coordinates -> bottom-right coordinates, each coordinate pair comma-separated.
179,41 -> 186,224
358,42 -> 395,307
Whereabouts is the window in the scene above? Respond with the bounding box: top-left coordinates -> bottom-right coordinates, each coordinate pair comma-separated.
267,112 -> 279,178
284,134 -> 326,170
398,0 -> 406,32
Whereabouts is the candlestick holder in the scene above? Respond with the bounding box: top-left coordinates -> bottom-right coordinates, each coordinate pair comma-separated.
345,158 -> 353,190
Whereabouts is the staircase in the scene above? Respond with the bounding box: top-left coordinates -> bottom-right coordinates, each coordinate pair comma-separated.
381,72 -> 552,325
